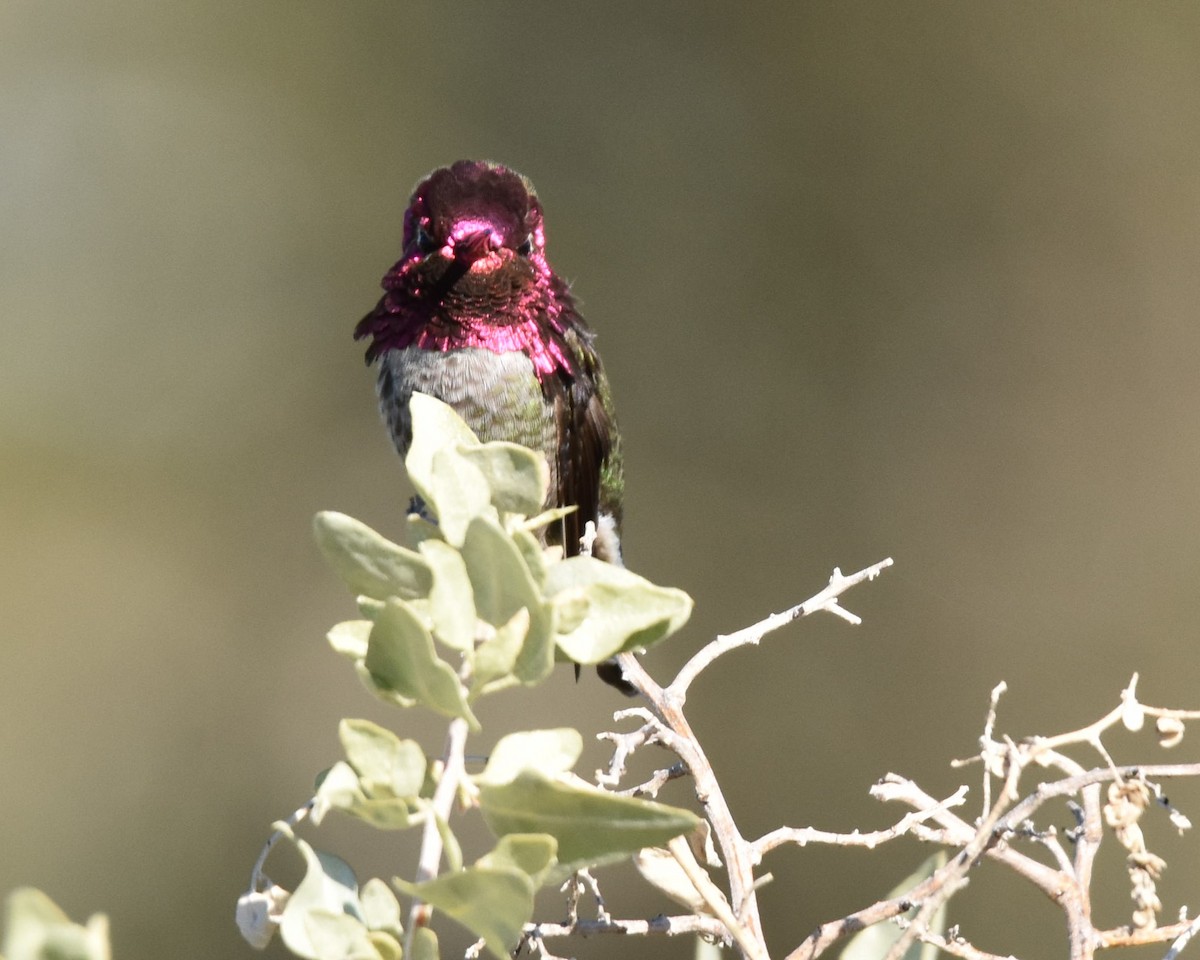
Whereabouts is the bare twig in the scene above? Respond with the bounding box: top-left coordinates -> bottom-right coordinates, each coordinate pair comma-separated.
752,785 -> 969,860
405,717 -> 470,957
672,558 -> 894,697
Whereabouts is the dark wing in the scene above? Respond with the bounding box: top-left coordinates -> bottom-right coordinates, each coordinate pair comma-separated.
550,358 -> 613,557
536,310 -> 613,557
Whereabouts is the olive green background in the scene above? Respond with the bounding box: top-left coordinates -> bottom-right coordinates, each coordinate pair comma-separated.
5,3 -> 1200,958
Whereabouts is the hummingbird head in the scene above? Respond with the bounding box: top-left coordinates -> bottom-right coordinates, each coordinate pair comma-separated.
401,160 -> 549,293
356,160 -> 579,376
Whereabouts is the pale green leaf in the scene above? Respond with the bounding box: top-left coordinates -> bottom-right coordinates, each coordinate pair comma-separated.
313,512 -> 432,601
510,529 -> 548,587
459,441 -> 549,516
328,620 -> 372,660
545,557 -> 693,663
419,539 -> 477,651
359,879 -> 403,938
461,517 -> 554,685
476,834 -> 558,888
479,730 -> 582,785
366,930 -> 402,960
278,831 -> 364,960
339,719 -> 427,798
394,867 -> 532,960
313,761 -> 424,830
2,888 -> 110,960
301,910 -> 380,960
408,926 -> 440,960
470,607 -> 529,697
404,393 -> 481,493
365,599 -> 479,730
479,771 -> 699,878
424,447 -> 492,546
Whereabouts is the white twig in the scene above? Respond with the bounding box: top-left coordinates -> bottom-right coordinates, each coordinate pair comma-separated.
249,799 -> 314,891
672,558 -> 893,696
405,717 -> 470,957
752,785 -> 969,860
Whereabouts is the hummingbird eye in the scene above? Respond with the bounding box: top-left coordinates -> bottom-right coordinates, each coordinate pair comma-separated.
516,235 -> 533,256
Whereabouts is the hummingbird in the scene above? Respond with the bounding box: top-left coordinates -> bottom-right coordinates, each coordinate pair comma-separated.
355,160 -> 633,693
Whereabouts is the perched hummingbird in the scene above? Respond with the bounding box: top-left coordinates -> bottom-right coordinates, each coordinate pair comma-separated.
355,160 -> 632,693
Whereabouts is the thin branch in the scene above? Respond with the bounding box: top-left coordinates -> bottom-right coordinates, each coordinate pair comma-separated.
404,717 -> 470,957
752,785 -> 969,860
521,914 -> 731,944
671,558 -> 893,697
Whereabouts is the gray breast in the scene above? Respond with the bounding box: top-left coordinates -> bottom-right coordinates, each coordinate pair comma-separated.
377,346 -> 559,476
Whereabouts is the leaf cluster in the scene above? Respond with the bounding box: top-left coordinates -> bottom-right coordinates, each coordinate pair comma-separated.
251,395 -> 699,959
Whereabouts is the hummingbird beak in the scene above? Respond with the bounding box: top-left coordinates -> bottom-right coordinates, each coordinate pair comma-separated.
438,225 -> 504,287
449,227 -> 497,265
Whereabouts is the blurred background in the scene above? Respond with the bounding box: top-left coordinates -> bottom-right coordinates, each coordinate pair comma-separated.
4,2 -> 1200,958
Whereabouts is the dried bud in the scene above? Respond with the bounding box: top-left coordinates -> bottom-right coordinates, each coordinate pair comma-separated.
1156,716 -> 1185,749
1121,697 -> 1146,732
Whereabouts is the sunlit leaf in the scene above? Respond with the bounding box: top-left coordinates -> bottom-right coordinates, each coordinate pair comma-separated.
404,393 -> 481,490
459,442 -> 549,516
278,829 -> 365,960
301,910 -> 379,960
424,447 -> 492,546
479,771 -> 699,878
461,517 -> 554,685
408,926 -> 439,960
478,730 -> 582,785
339,719 -> 427,798
545,556 -> 693,663
394,867 -> 532,960
328,620 -> 372,660
477,834 -> 558,888
470,607 -> 529,697
313,512 -> 431,601
313,761 -> 424,830
365,599 -> 479,729
2,888 -> 110,960
419,539 -> 477,651
359,879 -> 402,938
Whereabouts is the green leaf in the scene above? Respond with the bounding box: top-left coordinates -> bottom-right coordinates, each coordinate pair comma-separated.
517,505 -> 577,537
328,620 -> 372,660
359,879 -> 403,938
404,511 -> 442,547
470,607 -> 529,697
301,910 -> 380,960
459,441 -> 549,516
2,888 -> 110,960
477,834 -> 558,888
479,730 -> 582,785
278,830 -> 365,960
365,599 -> 479,730
366,930 -> 402,960
510,529 -> 548,587
312,762 -> 424,829
461,517 -> 554,685
419,539 -> 477,651
838,852 -> 948,960
479,771 -> 700,878
545,557 -> 693,663
424,447 -> 493,546
339,719 -> 427,798
404,393 -> 481,490
408,926 -> 440,960
394,867 -> 532,960
314,512 -> 432,601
